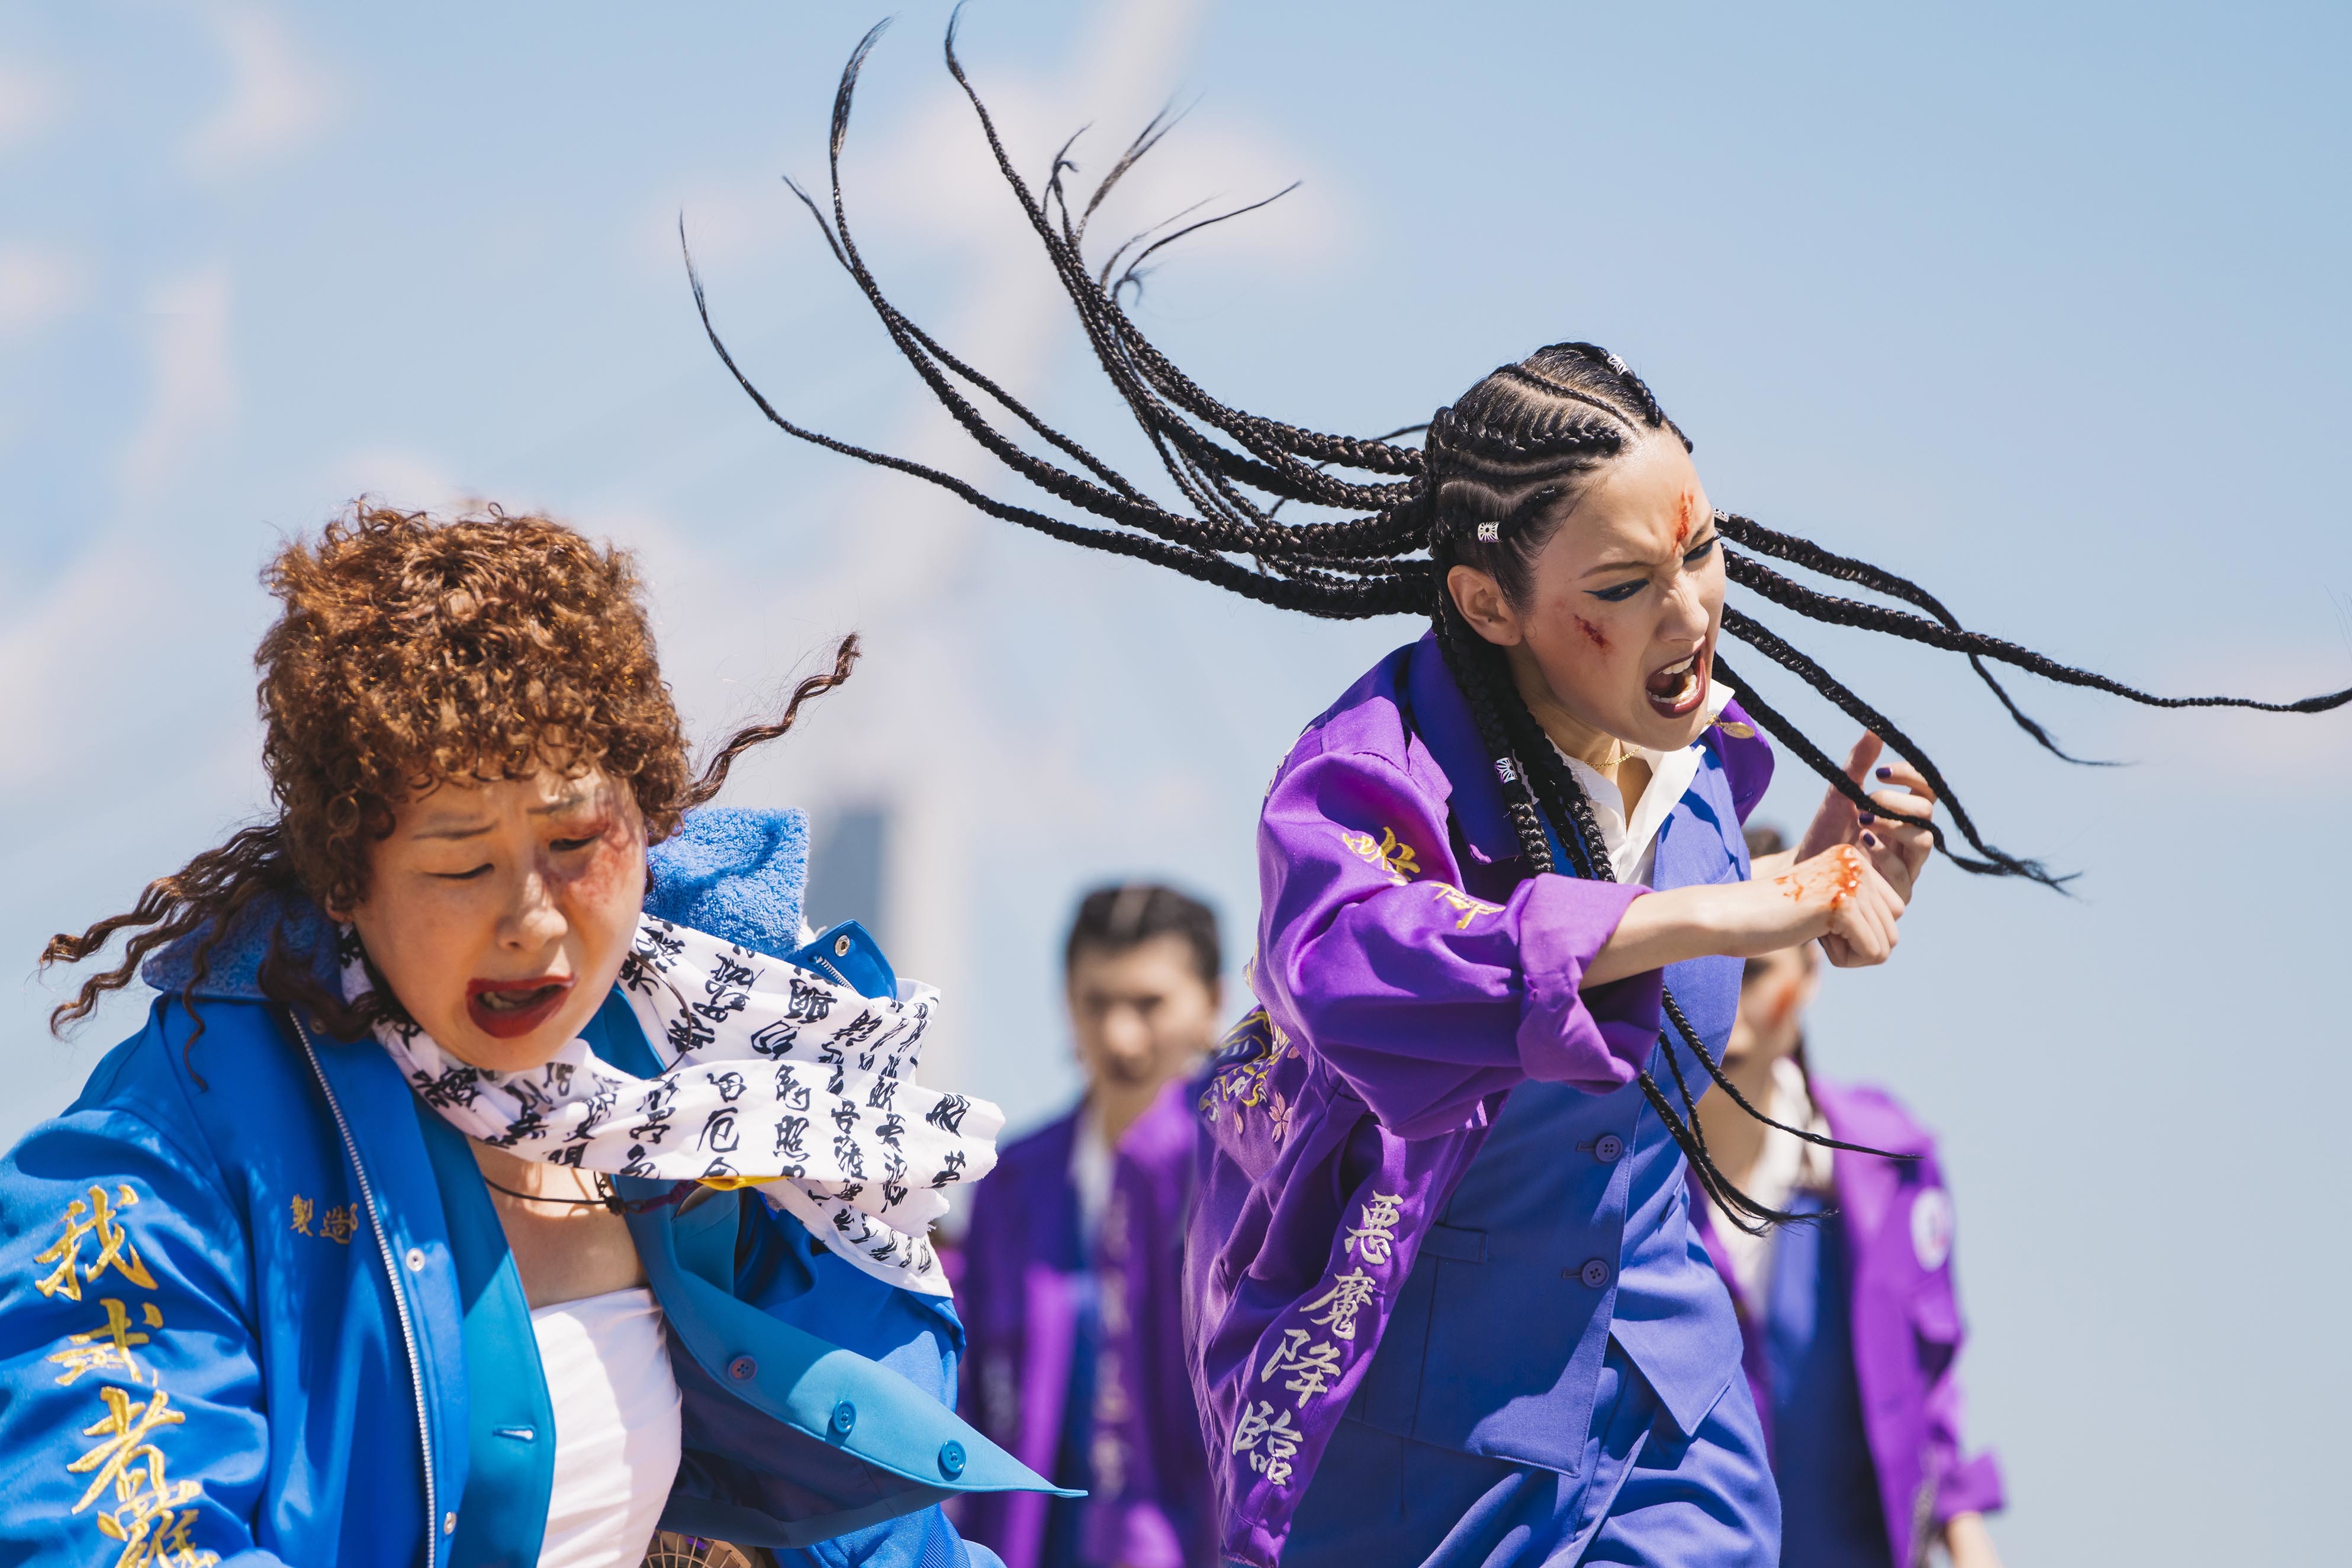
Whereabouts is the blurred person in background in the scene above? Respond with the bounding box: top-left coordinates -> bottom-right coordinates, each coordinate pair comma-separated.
1691,825 -> 2006,1568
956,886 -> 1224,1568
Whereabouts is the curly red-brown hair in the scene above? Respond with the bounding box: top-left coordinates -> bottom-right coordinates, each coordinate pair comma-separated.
262,504 -> 693,909
46,502 -> 857,1040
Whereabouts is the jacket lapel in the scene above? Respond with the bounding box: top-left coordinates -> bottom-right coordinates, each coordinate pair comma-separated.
301,1022 -> 472,1549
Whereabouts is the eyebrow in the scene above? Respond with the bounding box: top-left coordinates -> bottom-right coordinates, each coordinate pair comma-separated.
1581,523 -> 1718,579
411,819 -> 494,842
409,788 -> 593,841
527,788 -> 593,817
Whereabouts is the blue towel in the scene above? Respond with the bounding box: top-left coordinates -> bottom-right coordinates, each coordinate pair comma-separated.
643,806 -> 809,959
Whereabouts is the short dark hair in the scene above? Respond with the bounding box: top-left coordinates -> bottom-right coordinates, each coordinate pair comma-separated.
1064,883 -> 1220,987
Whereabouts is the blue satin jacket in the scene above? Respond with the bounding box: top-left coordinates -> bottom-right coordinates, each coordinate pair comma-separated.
0,807 -> 1061,1567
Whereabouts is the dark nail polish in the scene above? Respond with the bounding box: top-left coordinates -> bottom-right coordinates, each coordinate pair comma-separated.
1859,812 -> 1877,825
1862,832 -> 1879,847
1875,767 -> 1892,780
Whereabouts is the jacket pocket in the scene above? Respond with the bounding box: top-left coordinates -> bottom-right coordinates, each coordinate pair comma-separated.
1418,1222 -> 1488,1264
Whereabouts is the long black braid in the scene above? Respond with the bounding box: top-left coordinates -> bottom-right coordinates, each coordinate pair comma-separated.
684,16 -> 2352,1227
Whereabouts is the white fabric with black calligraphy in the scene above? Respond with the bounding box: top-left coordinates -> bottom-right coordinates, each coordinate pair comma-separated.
346,915 -> 1002,1296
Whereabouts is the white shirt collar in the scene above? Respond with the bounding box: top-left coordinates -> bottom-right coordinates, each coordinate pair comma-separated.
1552,681 -> 1738,886
1070,1099 -> 1115,1245
1711,1055 -> 1835,1302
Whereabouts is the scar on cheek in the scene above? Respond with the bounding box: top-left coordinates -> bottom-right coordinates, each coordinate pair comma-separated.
1574,616 -> 1611,652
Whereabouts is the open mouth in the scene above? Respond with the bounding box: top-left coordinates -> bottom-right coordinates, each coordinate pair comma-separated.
465,975 -> 576,1039
1644,643 -> 1711,719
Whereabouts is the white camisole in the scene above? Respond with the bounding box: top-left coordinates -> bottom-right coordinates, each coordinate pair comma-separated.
529,1286 -> 683,1568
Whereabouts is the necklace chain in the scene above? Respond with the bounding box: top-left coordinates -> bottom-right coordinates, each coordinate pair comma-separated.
479,1168 -> 620,1213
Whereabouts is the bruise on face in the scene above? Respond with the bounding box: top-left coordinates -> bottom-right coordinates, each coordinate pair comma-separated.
1574,614 -> 1612,653
536,780 -> 645,906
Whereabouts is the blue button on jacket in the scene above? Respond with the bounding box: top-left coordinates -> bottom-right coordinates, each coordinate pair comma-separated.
0,808 -> 1064,1567
1339,757 -> 1752,1472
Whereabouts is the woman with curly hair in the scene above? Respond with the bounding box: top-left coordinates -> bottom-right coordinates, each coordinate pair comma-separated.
0,504 -> 1064,1568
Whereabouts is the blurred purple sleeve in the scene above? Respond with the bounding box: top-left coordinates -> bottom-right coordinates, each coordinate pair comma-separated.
1256,745 -> 1665,1139
1921,1154 -> 2005,1527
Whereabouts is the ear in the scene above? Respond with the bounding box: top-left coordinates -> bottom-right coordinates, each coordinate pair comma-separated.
1446,564 -> 1523,648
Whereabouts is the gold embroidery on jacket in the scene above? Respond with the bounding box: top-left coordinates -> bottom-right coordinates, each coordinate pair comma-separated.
1256,1326 -> 1341,1403
289,1196 -> 361,1244
69,1385 -> 191,1513
46,1299 -> 163,1387
35,1187 -> 158,1302
1300,1267 -> 1379,1342
33,1181 -> 221,1564
1338,826 -> 1422,886
1201,1010 -> 1288,1126
1342,1193 -> 1403,1265
101,1502 -> 217,1568
1428,882 -> 1502,931
1230,1400 -> 1302,1486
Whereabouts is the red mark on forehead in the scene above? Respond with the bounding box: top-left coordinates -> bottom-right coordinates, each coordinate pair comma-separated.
1574,616 -> 1611,653
1672,488 -> 1696,550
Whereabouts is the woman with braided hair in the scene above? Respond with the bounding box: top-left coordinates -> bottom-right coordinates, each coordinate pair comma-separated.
684,21 -> 2351,1566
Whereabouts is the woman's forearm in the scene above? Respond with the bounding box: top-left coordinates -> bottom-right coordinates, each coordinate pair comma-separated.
1582,884 -> 1743,987
1578,841 -> 1899,990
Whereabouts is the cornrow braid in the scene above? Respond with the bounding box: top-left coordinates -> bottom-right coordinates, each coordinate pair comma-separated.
1721,546 -> 2351,717
692,15 -> 2350,1228
1713,510 -> 2106,765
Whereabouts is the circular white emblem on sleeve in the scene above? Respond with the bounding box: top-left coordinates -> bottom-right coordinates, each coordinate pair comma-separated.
1910,1186 -> 1954,1272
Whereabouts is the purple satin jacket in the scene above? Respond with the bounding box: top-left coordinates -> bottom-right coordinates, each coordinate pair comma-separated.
1693,1076 -> 2004,1565
955,1080 -> 1215,1568
1184,633 -> 1773,1566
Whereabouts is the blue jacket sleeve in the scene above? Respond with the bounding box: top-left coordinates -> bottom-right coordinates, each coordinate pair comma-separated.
0,1102 -> 291,1568
781,1509 -> 1007,1567
735,1198 -> 1004,1567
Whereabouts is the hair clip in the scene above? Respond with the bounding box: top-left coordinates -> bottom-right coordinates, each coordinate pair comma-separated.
1494,758 -> 1517,783
1475,521 -> 1500,544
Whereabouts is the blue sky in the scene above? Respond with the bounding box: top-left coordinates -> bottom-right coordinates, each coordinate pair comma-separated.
4,3 -> 2347,1559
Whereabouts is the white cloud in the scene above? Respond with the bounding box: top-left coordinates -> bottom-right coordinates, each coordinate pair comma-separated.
181,4 -> 335,179
0,542 -> 174,790
0,59 -> 67,156
314,449 -> 482,518
120,268 -> 237,509
0,244 -> 87,335
655,4 -> 1348,286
